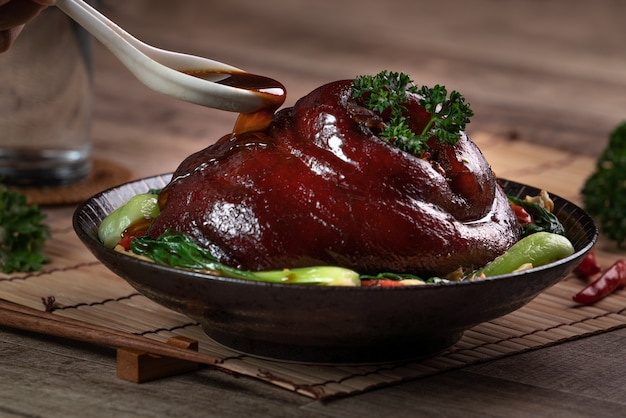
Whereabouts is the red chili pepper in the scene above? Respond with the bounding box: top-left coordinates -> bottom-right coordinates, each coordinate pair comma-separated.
574,249 -> 601,278
361,279 -> 406,287
117,231 -> 148,251
511,204 -> 533,225
572,259 -> 626,304
117,235 -> 136,251
116,220 -> 151,251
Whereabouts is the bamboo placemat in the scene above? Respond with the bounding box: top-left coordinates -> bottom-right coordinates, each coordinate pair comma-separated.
1,133 -> 625,401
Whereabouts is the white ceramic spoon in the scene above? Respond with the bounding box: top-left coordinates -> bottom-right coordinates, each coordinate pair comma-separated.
54,0 -> 283,113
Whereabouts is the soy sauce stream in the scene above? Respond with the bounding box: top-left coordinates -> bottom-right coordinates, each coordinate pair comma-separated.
183,70 -> 286,135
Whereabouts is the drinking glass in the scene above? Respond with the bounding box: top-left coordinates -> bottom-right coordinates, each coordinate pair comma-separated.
0,7 -> 92,186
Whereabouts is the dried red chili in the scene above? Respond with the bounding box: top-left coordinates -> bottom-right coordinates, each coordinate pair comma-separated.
572,259 -> 626,304
117,235 -> 136,251
510,203 -> 533,225
574,249 -> 601,278
360,279 -> 407,287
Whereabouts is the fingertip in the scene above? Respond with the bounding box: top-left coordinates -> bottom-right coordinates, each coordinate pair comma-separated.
0,33 -> 8,53
0,1 -> 50,31
0,26 -> 22,53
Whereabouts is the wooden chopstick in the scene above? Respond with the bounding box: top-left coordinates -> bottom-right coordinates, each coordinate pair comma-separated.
0,299 -> 230,371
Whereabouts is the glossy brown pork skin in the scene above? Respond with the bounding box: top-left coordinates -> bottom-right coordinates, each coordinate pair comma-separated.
148,80 -> 520,277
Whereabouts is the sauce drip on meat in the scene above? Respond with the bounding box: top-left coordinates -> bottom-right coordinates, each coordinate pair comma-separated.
183,70 -> 286,134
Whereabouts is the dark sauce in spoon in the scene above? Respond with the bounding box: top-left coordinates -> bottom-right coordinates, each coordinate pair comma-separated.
183,70 -> 286,135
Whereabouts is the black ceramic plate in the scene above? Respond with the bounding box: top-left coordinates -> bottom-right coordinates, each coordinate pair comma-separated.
73,174 -> 598,364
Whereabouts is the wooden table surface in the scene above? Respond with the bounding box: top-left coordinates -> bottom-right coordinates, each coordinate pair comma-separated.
2,1 -> 626,416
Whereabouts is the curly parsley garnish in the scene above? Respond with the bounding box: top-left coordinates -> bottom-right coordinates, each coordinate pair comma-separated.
0,184 -> 50,273
351,70 -> 473,155
581,121 -> 626,248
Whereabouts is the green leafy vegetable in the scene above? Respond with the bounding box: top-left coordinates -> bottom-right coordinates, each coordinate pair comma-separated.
130,231 -> 360,286
475,232 -> 575,278
98,192 -> 160,248
0,185 -> 50,273
581,121 -> 626,248
508,195 -> 566,237
351,70 -> 473,155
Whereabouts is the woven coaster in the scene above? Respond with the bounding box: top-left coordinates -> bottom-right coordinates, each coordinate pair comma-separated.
8,158 -> 133,206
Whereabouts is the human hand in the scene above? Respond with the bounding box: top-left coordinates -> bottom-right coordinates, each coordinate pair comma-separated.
0,0 -> 56,52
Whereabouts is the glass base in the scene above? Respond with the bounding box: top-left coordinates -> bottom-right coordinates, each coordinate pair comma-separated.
0,148 -> 91,187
